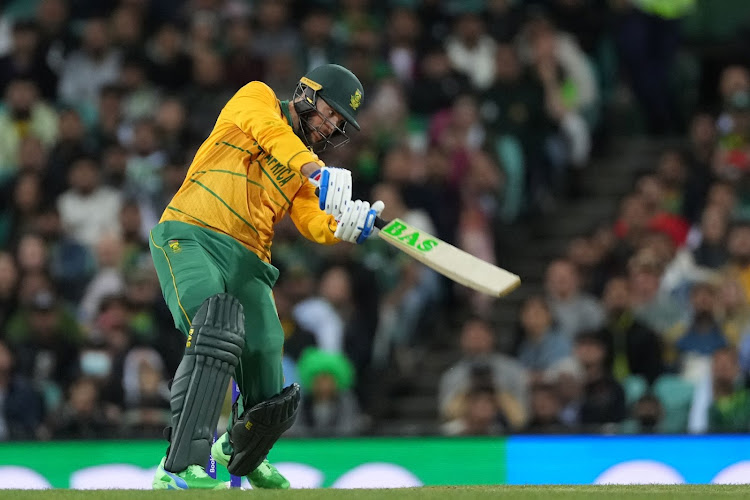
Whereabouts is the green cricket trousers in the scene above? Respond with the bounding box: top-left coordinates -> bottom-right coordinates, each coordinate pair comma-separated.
149,220 -> 283,410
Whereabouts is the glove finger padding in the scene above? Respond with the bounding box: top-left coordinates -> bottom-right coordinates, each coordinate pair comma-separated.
316,167 -> 352,216
371,200 -> 385,216
355,200 -> 384,244
228,383 -> 301,477
335,200 -> 371,243
331,169 -> 351,216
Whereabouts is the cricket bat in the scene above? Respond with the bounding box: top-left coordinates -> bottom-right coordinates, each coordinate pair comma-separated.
312,182 -> 520,297
375,217 -> 521,297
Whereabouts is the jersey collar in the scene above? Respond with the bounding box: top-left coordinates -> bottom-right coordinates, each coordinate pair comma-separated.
280,100 -> 293,127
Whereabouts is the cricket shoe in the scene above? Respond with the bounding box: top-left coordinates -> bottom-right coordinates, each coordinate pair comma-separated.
211,432 -> 290,489
152,457 -> 228,490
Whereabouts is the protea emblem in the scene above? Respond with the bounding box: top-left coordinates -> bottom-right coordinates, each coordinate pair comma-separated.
350,89 -> 362,110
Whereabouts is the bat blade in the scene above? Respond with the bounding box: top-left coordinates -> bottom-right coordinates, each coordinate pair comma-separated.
377,218 -> 521,297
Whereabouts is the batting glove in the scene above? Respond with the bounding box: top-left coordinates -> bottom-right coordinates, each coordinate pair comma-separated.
335,199 -> 385,244
309,166 -> 352,217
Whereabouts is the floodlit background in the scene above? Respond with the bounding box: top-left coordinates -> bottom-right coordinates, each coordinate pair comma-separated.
0,0 -> 750,488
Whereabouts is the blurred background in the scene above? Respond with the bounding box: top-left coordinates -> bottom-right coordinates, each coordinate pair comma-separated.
1,0 -> 750,451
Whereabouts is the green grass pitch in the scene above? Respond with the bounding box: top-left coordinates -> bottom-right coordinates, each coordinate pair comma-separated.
1,486 -> 749,499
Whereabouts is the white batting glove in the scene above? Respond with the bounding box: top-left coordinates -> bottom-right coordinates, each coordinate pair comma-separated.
309,166 -> 352,216
335,200 -> 385,244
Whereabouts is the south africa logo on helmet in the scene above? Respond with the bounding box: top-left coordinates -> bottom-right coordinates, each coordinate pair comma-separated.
300,64 -> 364,131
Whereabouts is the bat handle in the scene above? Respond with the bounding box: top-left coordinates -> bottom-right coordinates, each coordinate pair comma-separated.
314,186 -> 390,229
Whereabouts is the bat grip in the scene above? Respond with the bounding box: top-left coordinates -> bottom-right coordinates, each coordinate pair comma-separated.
314,186 -> 390,229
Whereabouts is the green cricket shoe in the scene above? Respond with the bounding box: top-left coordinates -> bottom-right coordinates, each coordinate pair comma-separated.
211,432 -> 290,489
152,457 -> 228,490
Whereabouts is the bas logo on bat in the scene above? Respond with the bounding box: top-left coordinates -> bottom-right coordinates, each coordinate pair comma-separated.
381,221 -> 438,252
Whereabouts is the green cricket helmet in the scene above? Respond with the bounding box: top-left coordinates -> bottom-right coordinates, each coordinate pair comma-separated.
293,64 -> 364,152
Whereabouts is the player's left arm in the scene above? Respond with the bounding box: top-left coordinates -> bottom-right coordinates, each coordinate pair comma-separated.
288,181 -> 339,244
288,182 -> 384,245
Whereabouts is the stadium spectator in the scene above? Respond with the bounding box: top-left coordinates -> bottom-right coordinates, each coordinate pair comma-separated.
109,4 -> 145,57
438,318 -> 528,429
715,90 -> 750,183
523,382 -> 568,434
120,346 -> 170,438
517,295 -> 571,378
384,7 -> 422,85
632,175 -> 690,248
574,333 -> 626,429
293,266 -> 349,354
57,17 -> 121,112
0,78 -> 58,175
146,23 -> 192,93
180,48 -> 233,140
36,205 -> 95,304
613,0 -> 694,134
566,236 -> 604,294
52,375 -> 114,439
479,42 -> 548,213
93,85 -> 125,152
57,156 -> 122,248
707,347 -> 750,433
444,11 -> 496,90
676,281 -> 728,381
0,339 -> 44,440
118,199 -> 149,274
598,276 -> 663,384
34,0 -> 74,74
682,111 -> 718,222
627,248 -> 686,340
292,347 -> 365,437
544,258 -> 606,338
547,357 -> 585,429
124,118 -> 167,217
518,13 -> 596,170
78,233 -> 126,329
442,385 -> 509,436
120,262 -> 178,363
0,19 -> 58,100
154,97 -> 190,160
252,0 -> 300,60
689,205 -> 730,270
8,289 -> 80,412
0,171 -> 44,248
409,46 -> 471,116
118,54 -> 161,124
223,16 -> 266,89
45,108 -> 94,199
621,393 -> 664,434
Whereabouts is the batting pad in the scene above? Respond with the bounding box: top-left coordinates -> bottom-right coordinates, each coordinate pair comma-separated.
228,383 -> 301,476
164,294 -> 245,473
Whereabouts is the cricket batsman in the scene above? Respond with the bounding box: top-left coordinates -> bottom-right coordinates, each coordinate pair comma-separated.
149,64 -> 383,489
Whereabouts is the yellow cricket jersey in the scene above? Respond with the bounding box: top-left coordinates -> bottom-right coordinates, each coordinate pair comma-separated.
160,81 -> 338,263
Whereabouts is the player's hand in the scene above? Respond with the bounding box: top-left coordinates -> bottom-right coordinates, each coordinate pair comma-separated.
335,199 -> 385,244
309,166 -> 352,216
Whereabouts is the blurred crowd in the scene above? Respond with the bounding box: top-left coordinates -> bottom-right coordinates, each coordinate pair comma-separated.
1,0 -> 750,441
